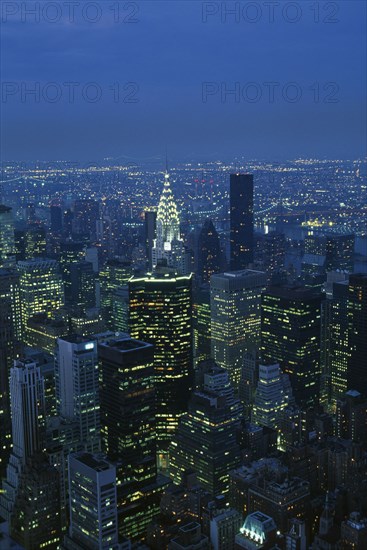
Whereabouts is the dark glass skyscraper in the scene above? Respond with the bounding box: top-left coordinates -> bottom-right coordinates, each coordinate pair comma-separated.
229,174 -> 254,269
197,219 -> 222,283
129,272 -> 194,458
98,335 -> 167,541
261,286 -> 323,407
348,274 -> 367,396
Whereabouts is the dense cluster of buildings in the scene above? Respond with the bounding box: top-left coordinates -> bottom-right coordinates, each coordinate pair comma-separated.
0,167 -> 366,549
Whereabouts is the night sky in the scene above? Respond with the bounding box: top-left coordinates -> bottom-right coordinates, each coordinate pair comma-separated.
1,0 -> 366,162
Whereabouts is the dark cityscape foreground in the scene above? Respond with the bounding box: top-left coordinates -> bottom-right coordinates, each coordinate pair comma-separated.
0,158 -> 366,549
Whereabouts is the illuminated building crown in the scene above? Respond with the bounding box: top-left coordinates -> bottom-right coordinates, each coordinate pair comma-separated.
156,172 -> 180,243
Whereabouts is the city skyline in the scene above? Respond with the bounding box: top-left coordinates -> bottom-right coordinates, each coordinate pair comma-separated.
1,1 -> 367,548
1,1 -> 366,161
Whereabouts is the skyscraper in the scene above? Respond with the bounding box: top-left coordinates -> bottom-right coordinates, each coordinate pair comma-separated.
151,172 -> 189,275
197,219 -> 222,283
18,258 -> 65,332
50,203 -> 63,233
70,260 -> 96,309
193,284 -> 211,369
55,336 -> 100,452
63,452 -> 119,550
210,270 -> 266,388
252,363 -> 294,431
347,274 -> 367,396
0,359 -> 45,522
261,286 -> 323,407
321,279 -> 349,406
99,258 -> 133,329
98,335 -> 168,540
0,269 -> 21,475
59,240 -> 86,301
257,231 -> 286,285
145,210 -> 157,270
129,271 -> 194,457
0,204 -> 16,266
169,365 -> 241,496
73,199 -> 100,239
229,174 -> 254,270
10,453 -> 62,550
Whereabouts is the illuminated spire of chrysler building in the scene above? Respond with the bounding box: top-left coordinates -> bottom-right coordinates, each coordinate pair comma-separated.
152,172 -> 189,275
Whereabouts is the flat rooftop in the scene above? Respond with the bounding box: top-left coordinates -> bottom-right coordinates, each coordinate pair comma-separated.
99,337 -> 152,352
73,452 -> 112,472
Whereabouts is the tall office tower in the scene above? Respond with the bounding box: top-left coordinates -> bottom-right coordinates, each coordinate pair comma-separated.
129,271 -> 193,457
63,452 -> 119,550
100,258 -> 133,328
70,260 -> 96,309
169,366 -> 242,496
197,219 -> 222,283
252,363 -> 294,431
258,231 -> 286,284
10,453 -> 62,550
145,210 -> 157,270
73,199 -> 100,238
99,336 -> 168,540
50,203 -> 63,232
261,286 -> 323,407
325,233 -> 355,272
210,270 -> 266,388
18,258 -> 65,333
0,359 -> 45,522
229,174 -> 254,270
321,279 -> 349,407
23,224 -> 47,258
151,172 -> 189,275
193,284 -> 211,370
347,274 -> 367,396
59,240 -> 86,301
0,269 -> 21,475
55,336 -> 100,452
0,204 -> 16,266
